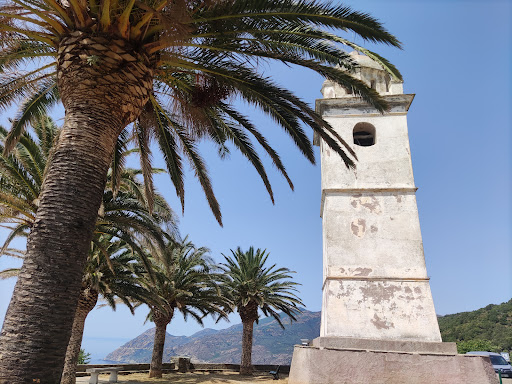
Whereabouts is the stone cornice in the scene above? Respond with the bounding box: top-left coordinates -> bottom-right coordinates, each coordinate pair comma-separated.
322,276 -> 431,291
316,94 -> 415,116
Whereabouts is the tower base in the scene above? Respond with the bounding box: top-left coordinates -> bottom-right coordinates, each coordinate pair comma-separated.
288,343 -> 497,384
312,336 -> 457,354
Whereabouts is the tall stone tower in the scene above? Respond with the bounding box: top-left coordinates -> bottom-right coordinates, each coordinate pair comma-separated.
314,51 -> 443,348
288,52 -> 497,384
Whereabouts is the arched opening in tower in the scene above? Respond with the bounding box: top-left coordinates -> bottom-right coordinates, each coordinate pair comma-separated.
353,122 -> 376,147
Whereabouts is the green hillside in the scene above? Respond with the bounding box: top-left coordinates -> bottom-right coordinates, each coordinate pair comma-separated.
438,299 -> 512,353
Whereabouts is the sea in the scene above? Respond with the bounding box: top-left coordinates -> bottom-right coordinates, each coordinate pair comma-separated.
81,336 -> 131,365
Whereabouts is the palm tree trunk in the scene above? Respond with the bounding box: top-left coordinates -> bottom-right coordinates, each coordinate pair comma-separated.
60,287 -> 99,384
149,322 -> 167,378
239,301 -> 258,376
149,310 -> 172,378
0,32 -> 153,384
240,319 -> 255,375
0,111 -> 119,384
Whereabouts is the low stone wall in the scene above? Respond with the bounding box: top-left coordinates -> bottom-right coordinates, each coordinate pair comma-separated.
77,363 -> 174,372
77,363 -> 290,374
191,363 -> 289,373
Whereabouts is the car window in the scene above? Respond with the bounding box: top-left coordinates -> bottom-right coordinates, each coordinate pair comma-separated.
490,355 -> 508,365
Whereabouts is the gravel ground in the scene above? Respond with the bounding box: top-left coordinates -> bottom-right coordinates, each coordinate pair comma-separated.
76,371 -> 288,384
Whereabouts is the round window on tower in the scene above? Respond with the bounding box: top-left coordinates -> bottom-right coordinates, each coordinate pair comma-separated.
353,123 -> 376,147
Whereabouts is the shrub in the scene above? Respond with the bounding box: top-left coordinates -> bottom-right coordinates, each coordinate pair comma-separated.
456,339 -> 501,354
78,349 -> 91,364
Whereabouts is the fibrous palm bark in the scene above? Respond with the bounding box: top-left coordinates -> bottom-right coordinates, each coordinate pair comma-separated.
239,301 -> 259,376
60,286 -> 99,384
149,310 -> 174,378
0,34 -> 153,383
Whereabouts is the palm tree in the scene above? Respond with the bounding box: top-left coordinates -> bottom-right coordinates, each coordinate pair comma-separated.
59,236 -> 156,384
0,0 -> 402,379
0,118 -> 177,383
139,239 -> 229,378
219,247 -> 303,375
0,236 -> 156,384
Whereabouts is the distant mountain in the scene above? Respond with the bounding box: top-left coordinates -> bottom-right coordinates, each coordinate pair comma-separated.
106,300 -> 512,364
105,310 -> 321,364
438,299 -> 512,352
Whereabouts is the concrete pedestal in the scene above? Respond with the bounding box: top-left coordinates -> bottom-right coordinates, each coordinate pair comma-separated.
288,345 -> 497,384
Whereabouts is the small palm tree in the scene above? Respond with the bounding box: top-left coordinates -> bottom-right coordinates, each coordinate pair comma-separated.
60,237 -> 154,384
219,247 -> 304,375
0,1 -> 402,378
140,239 -> 229,378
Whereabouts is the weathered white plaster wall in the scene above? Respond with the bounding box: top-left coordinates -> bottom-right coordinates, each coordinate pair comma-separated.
320,113 -> 415,191
323,192 -> 428,280
322,280 -> 441,341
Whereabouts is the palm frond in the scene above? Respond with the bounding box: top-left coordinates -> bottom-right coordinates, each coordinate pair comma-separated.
145,99 -> 185,213
0,267 -> 20,279
110,128 -> 130,197
0,0 -> 401,223
0,222 -> 29,256
134,119 -> 155,213
219,246 -> 304,327
152,97 -> 222,225
6,78 -> 59,155
193,0 -> 401,48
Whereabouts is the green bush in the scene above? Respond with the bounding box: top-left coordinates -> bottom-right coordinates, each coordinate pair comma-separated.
456,339 -> 501,354
78,349 -> 91,364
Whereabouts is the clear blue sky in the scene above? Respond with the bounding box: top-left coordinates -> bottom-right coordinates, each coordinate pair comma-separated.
0,0 -> 510,361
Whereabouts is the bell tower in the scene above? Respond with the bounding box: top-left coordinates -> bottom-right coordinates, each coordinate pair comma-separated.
314,51 -> 444,347
288,53 -> 497,384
